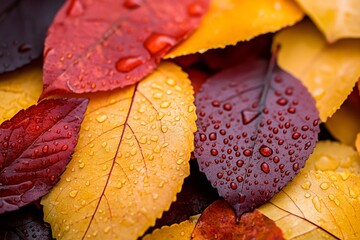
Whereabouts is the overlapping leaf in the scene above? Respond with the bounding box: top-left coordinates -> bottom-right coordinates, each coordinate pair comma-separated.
274,20 -> 360,121
143,220 -> 196,240
295,0 -> 360,43
166,0 -> 304,58
0,62 -> 43,123
42,62 -> 197,240
41,0 -> 209,97
194,57 -> 319,217
0,0 -> 64,73
0,98 -> 88,213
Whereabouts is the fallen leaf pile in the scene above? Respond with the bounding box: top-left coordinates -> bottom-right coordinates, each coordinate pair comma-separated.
0,0 -> 359,239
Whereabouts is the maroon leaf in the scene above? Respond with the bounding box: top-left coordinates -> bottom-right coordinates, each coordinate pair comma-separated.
0,0 -> 64,74
41,0 -> 209,98
194,57 -> 320,218
0,98 -> 88,214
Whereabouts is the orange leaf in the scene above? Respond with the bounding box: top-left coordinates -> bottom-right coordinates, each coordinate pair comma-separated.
142,220 -> 196,240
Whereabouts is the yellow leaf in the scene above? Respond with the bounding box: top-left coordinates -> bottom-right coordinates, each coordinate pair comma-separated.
259,203 -> 336,239
0,62 -> 42,123
41,62 -> 197,240
166,0 -> 304,58
269,170 -> 360,239
356,134 -> 360,155
142,220 -> 196,240
303,140 -> 360,173
274,20 -> 360,121
295,0 -> 360,43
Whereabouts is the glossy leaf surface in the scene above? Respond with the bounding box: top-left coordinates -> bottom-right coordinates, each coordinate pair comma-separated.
0,0 -> 64,73
42,62 -> 197,240
166,0 -> 303,58
42,0 -> 209,97
0,98 -> 88,213
194,58 -> 319,217
274,20 -> 360,121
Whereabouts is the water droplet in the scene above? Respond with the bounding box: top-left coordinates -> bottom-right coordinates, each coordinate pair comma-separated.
50,175 -> 56,181
144,33 -> 176,55
115,56 -> 144,72
301,181 -> 311,190
261,162 -> 270,173
96,114 -> 108,123
211,149 -> 218,156
292,163 -> 299,171
69,190 -> 78,198
243,149 -> 252,156
199,134 -> 207,141
273,156 -> 280,163
223,103 -> 232,111
217,172 -> 223,179
67,0 -> 85,16
241,110 -> 260,125
18,43 -> 32,53
312,196 -> 321,213
236,160 -> 244,167
187,2 -> 205,16
259,145 -> 273,157
320,182 -> 330,190
230,182 -> 237,190
285,87 -> 293,95
123,0 -> 142,9
292,132 -> 300,139
276,98 -> 288,106
160,101 -> 171,108
236,176 -> 243,182
209,132 -> 217,141
188,105 -> 195,112
304,193 -> 311,198
239,194 -> 246,203
61,145 -> 68,151
288,107 -> 296,114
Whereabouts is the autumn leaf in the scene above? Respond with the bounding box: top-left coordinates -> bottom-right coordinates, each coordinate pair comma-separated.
191,200 -> 284,240
143,220 -> 197,240
325,88 -> 360,146
274,19 -> 360,122
194,56 -> 319,217
356,134 -> 360,155
295,0 -> 360,43
166,0 -> 304,58
41,0 -> 209,98
0,62 -> 43,123
41,62 -> 197,240
0,98 -> 88,213
0,0 -> 64,73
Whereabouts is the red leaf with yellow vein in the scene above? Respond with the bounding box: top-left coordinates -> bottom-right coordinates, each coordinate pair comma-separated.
194,56 -> 320,218
0,98 -> 88,213
41,0 -> 209,98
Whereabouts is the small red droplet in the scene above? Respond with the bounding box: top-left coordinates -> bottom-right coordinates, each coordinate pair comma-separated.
18,43 -> 32,53
199,134 -> 207,141
288,150 -> 295,155
288,107 -> 296,114
293,163 -> 299,171
292,132 -> 300,139
236,176 -> 243,182
261,162 -> 270,173
116,56 -> 144,73
241,109 -> 260,125
223,103 -> 232,111
123,0 -> 142,9
219,129 -> 226,135
239,194 -> 246,203
276,98 -> 288,106
187,2 -> 205,16
144,33 -> 177,55
211,149 -> 218,156
217,172 -> 223,179
259,145 -> 273,157
212,101 -> 220,107
285,87 -> 293,95
66,0 -> 85,17
42,145 -> 49,153
243,149 -> 252,156
61,145 -> 68,151
209,132 -> 217,140
230,182 -> 237,190
236,160 -> 244,167
273,156 -> 280,163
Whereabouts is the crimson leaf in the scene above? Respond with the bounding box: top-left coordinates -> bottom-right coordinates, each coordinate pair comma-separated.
0,98 -> 88,214
41,0 -> 209,98
194,57 -> 320,218
0,0 -> 64,74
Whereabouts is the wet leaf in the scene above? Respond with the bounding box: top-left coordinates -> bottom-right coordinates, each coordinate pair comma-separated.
41,0 -> 209,98
269,170 -> 360,239
0,98 -> 88,213
191,200 -> 284,240
303,140 -> 360,173
274,20 -> 360,121
325,88 -> 360,146
166,0 -> 303,58
0,204 -> 53,240
194,57 -> 319,217
0,0 -> 64,73
356,134 -> 360,155
259,203 -> 336,239
0,62 -> 43,123
295,0 -> 360,43
41,62 -> 197,240
143,220 -> 196,240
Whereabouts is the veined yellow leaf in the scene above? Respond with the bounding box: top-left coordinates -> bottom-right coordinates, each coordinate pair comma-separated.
166,0 -> 304,58
41,62 -> 197,240
274,20 -> 360,121
0,62 -> 42,123
295,0 -> 360,43
142,220 -> 196,240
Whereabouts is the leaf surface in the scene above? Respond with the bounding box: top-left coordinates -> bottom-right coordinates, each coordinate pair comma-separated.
191,200 -> 284,240
41,62 -> 197,240
274,20 -> 360,121
41,0 -> 209,97
0,62 -> 43,123
295,0 -> 360,43
0,0 -> 64,73
166,0 -> 304,58
0,98 -> 88,213
143,220 -> 196,240
194,58 -> 319,217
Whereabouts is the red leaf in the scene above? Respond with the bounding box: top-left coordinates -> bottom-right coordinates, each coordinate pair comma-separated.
192,200 -> 284,240
0,98 -> 88,213
41,0 -> 209,98
194,57 -> 320,218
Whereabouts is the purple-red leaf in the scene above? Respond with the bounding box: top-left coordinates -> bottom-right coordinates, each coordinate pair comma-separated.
0,0 -> 64,74
41,0 -> 209,98
0,98 -> 88,214
194,57 -> 320,218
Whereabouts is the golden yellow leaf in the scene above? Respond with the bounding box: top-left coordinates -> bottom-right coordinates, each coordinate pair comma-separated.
142,220 -> 196,240
41,62 -> 197,240
295,0 -> 360,43
356,134 -> 360,155
0,62 -> 42,123
166,0 -> 304,58
303,140 -> 360,173
274,20 -> 360,121
259,203 -> 336,239
269,170 -> 360,239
